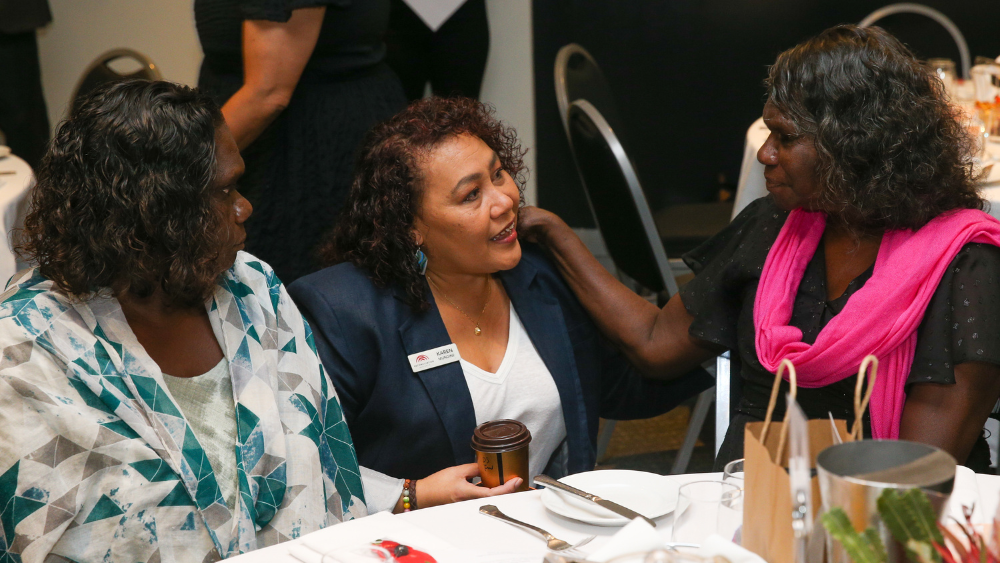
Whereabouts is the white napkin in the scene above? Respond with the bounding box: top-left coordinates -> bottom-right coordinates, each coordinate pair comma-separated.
695,534 -> 766,563
586,518 -> 663,563
437,553 -> 539,563
288,512 -> 459,563
288,543 -> 324,563
945,465 -> 984,525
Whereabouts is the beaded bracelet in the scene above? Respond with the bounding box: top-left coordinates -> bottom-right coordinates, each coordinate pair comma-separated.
402,479 -> 417,512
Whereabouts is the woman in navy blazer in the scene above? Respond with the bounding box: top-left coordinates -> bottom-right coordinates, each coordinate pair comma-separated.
289,98 -> 712,504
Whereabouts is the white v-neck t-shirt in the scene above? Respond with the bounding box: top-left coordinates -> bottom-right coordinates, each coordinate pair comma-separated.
459,306 -> 568,481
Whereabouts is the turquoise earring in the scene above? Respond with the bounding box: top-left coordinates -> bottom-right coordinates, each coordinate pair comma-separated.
415,248 -> 427,275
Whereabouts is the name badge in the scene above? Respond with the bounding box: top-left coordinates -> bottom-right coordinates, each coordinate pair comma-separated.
408,344 -> 462,373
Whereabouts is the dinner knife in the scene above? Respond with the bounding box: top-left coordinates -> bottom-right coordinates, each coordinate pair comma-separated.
534,474 -> 657,527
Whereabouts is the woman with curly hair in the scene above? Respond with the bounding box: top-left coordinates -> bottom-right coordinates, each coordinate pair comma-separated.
288,97 -> 712,484
0,80 -> 514,563
519,24 -> 1000,471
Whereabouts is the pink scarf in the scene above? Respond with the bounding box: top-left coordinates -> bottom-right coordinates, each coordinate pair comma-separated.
754,207 -> 1000,439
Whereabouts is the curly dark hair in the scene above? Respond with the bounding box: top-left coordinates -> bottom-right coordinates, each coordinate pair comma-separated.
16,80 -> 227,307
767,24 -> 982,232
320,96 -> 528,311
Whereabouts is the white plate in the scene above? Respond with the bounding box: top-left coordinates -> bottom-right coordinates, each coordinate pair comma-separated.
540,470 -> 679,526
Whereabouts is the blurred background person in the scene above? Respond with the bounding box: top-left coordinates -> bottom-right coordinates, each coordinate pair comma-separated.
195,0 -> 406,283
385,0 -> 489,101
0,0 -> 51,169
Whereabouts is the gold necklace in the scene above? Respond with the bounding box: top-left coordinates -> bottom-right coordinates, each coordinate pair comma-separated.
428,275 -> 492,336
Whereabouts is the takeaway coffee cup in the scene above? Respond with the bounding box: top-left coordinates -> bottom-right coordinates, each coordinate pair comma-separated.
471,419 -> 531,492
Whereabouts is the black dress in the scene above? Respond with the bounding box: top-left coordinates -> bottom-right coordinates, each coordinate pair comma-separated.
0,0 -> 51,169
195,0 -> 407,283
680,197 -> 1000,472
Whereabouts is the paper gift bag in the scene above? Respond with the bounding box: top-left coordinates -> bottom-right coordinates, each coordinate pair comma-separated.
742,357 -> 876,563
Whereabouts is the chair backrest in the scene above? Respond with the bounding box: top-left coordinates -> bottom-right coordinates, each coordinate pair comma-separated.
860,3 -> 970,78
554,44 -> 626,139
71,48 -> 162,115
567,99 -> 678,296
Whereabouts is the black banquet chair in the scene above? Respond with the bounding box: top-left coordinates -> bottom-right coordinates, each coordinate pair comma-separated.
567,99 -> 676,296
554,43 -> 733,258
567,99 -> 725,473
555,43 -> 626,140
71,49 -> 162,115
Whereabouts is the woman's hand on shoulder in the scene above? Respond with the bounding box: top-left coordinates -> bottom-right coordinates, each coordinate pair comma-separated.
409,463 -> 521,510
517,206 -> 570,245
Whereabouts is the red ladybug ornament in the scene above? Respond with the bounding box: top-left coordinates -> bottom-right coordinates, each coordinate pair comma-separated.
373,539 -> 437,563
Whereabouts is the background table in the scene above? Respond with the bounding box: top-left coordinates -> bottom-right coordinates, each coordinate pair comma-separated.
733,117 -> 1000,220
0,152 -> 34,286
229,470 -> 1000,562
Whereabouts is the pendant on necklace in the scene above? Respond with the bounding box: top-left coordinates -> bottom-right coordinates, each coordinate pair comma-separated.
474,325 -> 482,336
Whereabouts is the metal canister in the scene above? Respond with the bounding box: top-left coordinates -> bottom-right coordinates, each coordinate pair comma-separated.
817,440 -> 956,563
471,419 -> 532,492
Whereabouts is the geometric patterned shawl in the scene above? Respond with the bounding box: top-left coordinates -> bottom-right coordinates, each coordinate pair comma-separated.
0,252 -> 366,562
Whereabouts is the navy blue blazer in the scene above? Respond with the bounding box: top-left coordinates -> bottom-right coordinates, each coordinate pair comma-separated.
288,244 -> 713,480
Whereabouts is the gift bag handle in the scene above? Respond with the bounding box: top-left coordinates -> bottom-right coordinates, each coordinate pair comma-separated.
759,358 -> 797,461
758,355 -> 878,462
852,355 -> 878,442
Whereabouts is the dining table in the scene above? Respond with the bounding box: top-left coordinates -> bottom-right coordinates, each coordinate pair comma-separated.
0,150 -> 35,286
228,468 -> 1000,563
733,117 -> 1000,220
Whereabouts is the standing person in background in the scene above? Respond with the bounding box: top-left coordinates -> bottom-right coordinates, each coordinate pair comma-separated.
385,0 -> 489,101
0,0 -> 51,169
195,0 -> 406,283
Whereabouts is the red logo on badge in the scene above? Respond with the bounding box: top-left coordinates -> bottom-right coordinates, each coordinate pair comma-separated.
416,355 -> 429,362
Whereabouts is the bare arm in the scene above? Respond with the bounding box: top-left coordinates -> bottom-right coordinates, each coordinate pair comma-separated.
518,206 -> 723,379
899,361 -> 1000,464
223,7 -> 325,149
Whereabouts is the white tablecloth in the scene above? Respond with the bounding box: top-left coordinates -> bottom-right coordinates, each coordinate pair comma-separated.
733,117 -> 1000,220
0,151 -> 34,286
228,470 -> 1000,562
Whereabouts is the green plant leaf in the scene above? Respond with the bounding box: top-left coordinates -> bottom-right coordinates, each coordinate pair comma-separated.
821,508 -> 888,563
877,488 -> 945,563
906,539 -> 943,563
864,527 -> 889,561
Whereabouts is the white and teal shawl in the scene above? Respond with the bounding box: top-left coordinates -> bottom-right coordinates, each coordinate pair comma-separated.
0,252 -> 367,562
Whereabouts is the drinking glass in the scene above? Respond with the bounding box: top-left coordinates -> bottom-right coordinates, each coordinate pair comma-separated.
971,63 -> 1000,136
671,481 -> 742,547
722,458 -> 745,515
927,58 -> 956,97
968,114 -> 990,159
602,551 -> 713,563
722,459 -> 744,486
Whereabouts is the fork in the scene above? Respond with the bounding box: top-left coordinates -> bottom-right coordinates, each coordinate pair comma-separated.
479,504 -> 595,554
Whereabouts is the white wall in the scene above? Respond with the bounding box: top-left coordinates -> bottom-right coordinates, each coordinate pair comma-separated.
35,0 -> 536,203
37,0 -> 202,129
481,0 -> 536,204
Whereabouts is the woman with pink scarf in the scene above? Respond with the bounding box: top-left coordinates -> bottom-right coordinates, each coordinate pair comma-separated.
520,24 -> 1000,472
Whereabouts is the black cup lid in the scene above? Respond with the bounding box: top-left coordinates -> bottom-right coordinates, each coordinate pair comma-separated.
471,419 -> 532,452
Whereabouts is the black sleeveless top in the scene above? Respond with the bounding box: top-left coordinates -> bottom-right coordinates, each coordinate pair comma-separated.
680,196 -> 1000,471
195,0 -> 390,82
